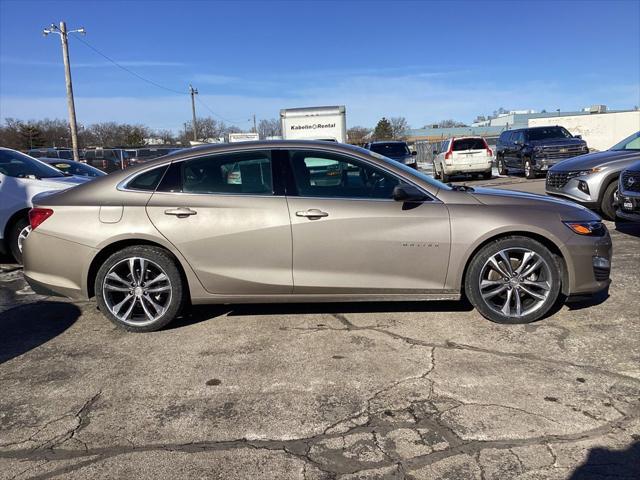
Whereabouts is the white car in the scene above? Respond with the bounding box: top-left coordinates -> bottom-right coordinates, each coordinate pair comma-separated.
433,137 -> 493,182
0,147 -> 89,263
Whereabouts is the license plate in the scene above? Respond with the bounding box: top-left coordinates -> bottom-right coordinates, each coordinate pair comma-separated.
623,201 -> 634,210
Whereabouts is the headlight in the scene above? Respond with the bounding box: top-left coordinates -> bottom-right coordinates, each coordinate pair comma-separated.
567,167 -> 603,178
563,220 -> 606,236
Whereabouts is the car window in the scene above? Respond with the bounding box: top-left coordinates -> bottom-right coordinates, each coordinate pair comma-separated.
514,132 -> 525,143
181,151 -> 273,195
369,143 -> 410,157
525,127 -> 572,141
126,165 -> 169,191
289,150 -> 401,199
0,149 -> 65,178
610,132 -> 640,151
57,150 -> 73,160
452,138 -> 486,151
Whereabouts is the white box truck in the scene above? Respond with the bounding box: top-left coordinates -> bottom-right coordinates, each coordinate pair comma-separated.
228,132 -> 260,143
280,105 -> 347,143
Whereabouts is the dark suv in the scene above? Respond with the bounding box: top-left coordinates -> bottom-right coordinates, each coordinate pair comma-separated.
496,126 -> 588,179
83,148 -> 132,172
364,141 -> 417,168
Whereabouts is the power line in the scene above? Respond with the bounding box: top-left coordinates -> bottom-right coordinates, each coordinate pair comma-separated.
195,96 -> 250,125
70,32 -> 186,95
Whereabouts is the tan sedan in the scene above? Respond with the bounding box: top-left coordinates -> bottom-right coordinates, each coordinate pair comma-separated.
23,141 -> 612,332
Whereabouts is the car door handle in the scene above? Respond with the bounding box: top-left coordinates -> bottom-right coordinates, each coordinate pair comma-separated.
296,209 -> 329,219
164,207 -> 197,217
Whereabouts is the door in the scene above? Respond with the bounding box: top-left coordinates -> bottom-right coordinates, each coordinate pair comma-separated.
507,131 -> 525,167
284,149 -> 451,294
146,150 -> 293,295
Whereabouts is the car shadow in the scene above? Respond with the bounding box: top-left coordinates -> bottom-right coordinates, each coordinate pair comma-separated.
568,441 -> 639,479
564,288 -> 610,311
614,220 -> 640,237
0,301 -> 81,363
168,299 -> 474,330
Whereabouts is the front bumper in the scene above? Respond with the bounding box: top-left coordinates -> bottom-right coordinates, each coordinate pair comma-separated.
617,194 -> 640,222
546,173 -> 599,207
563,228 -> 612,295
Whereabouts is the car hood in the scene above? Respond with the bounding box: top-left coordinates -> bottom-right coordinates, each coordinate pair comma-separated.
20,175 -> 89,190
469,187 -> 599,220
550,149 -> 640,171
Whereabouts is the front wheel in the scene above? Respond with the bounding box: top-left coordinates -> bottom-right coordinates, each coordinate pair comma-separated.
95,246 -> 185,332
465,236 -> 561,324
497,156 -> 508,175
600,181 -> 618,221
9,217 -> 31,264
524,158 -> 536,179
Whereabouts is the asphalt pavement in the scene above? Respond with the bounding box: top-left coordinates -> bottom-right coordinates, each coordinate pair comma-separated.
1,173 -> 639,480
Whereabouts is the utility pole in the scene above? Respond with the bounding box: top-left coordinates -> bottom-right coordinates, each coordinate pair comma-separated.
252,114 -> 257,134
189,85 -> 198,142
43,22 -> 85,162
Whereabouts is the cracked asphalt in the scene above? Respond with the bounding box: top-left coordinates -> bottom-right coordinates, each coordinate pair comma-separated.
1,175 -> 639,479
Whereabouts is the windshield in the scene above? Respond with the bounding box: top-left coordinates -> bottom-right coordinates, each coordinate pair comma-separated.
609,131 -> 640,151
57,150 -> 73,159
526,127 -> 573,141
355,146 -> 452,191
49,161 -> 106,177
370,143 -> 410,157
0,149 -> 65,179
452,138 -> 487,151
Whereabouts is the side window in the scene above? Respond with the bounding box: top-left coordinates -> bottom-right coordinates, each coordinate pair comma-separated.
181,150 -> 272,195
289,150 -> 401,199
85,151 -> 95,160
126,165 -> 169,191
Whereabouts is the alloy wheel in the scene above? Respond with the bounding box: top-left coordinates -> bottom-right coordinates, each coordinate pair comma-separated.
478,247 -> 553,318
17,225 -> 32,253
102,257 -> 172,327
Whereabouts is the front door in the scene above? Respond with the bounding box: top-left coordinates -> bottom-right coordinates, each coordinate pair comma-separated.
284,149 -> 451,294
146,150 -> 293,295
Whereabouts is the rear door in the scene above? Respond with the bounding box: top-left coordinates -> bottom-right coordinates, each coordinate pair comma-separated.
284,149 -> 451,294
146,150 -> 293,295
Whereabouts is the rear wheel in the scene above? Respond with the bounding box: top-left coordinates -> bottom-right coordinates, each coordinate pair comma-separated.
497,156 -> 508,175
95,246 -> 185,332
441,170 -> 451,183
432,162 -> 441,179
465,236 -> 561,324
8,217 -> 31,264
524,158 -> 536,179
600,180 -> 618,221
482,169 -> 492,180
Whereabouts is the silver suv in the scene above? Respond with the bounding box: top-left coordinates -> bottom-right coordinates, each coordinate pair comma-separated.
546,131 -> 640,220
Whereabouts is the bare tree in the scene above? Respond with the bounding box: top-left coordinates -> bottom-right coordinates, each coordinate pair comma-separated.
426,119 -> 468,128
257,118 -> 281,139
389,117 -> 409,140
346,126 -> 370,145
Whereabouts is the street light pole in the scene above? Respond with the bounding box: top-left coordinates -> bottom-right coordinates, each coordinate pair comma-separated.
43,22 -> 85,162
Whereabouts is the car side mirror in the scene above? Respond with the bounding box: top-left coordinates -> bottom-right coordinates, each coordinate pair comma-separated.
574,135 -> 582,139
411,150 -> 417,156
393,184 -> 428,202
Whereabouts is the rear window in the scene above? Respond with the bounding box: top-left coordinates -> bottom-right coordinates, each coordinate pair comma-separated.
126,165 -> 169,191
369,143 -> 410,157
452,138 -> 487,151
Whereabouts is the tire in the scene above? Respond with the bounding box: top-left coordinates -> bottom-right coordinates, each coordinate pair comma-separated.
432,163 -> 441,179
524,158 -> 536,179
497,156 -> 508,176
482,170 -> 492,180
464,236 -> 561,324
599,180 -> 618,221
95,245 -> 185,332
8,217 -> 31,264
441,171 -> 450,183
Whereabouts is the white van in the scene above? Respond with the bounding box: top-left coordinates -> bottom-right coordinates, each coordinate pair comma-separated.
433,137 -> 493,182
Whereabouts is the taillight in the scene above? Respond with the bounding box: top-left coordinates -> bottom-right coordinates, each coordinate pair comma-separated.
483,139 -> 493,156
29,208 -> 53,230
445,151 -> 452,160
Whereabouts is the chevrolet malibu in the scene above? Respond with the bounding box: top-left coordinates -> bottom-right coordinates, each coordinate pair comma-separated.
23,141 -> 612,332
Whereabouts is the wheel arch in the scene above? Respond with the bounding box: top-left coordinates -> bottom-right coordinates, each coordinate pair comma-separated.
459,230 -> 569,297
86,239 -> 192,300
3,208 -> 30,242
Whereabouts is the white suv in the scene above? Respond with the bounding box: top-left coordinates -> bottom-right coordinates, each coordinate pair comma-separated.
0,148 -> 88,263
433,137 -> 493,182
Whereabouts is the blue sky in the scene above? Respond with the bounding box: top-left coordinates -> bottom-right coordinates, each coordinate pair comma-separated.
1,0 -> 639,132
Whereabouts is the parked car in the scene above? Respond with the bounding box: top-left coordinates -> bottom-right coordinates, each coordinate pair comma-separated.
0,148 -> 88,263
364,141 -> 417,168
546,131 -> 640,220
84,148 -> 132,172
41,158 -> 107,178
23,141 -> 611,332
496,126 -> 588,179
616,160 -> 640,222
432,137 -> 493,182
126,147 -> 182,165
27,147 -> 74,160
